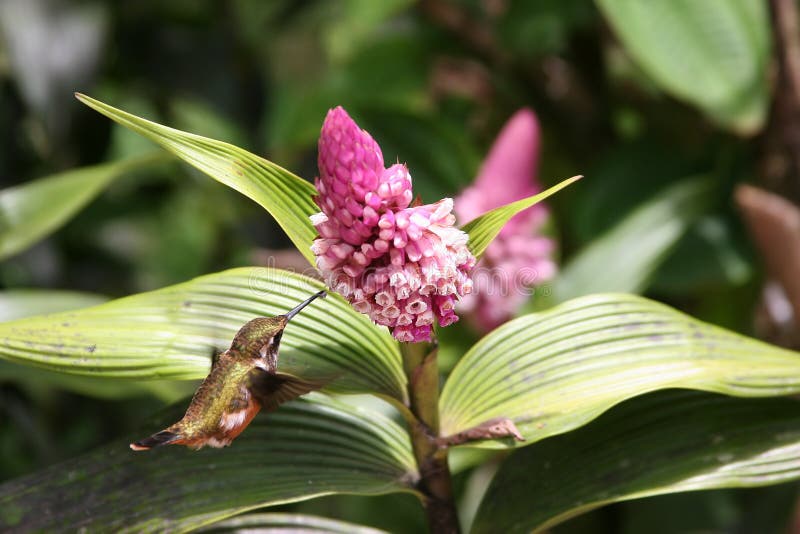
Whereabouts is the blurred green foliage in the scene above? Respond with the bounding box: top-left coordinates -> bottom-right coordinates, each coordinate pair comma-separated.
0,0 -> 792,531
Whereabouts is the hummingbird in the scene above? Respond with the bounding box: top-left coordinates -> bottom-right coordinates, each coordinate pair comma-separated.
130,290 -> 327,451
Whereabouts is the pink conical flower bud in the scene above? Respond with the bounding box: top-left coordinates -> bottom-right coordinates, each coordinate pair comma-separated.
455,109 -> 557,331
311,107 -> 475,343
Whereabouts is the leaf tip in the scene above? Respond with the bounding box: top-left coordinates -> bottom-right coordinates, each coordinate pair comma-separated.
74,93 -> 95,108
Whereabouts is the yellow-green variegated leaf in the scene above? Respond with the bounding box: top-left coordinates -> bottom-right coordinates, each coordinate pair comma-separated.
0,153 -> 163,260
0,289 -> 189,401
440,294 -> 800,447
473,391 -> 800,533
75,94 -> 319,264
0,268 -> 405,401
0,395 -> 416,533
461,175 -> 581,258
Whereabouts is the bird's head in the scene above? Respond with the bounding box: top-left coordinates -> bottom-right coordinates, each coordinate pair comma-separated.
230,290 -> 327,372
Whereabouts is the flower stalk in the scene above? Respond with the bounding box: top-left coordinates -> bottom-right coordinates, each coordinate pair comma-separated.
309,106 -> 492,532
401,341 -> 460,534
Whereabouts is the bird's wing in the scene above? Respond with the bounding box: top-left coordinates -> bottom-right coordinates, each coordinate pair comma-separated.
247,369 -> 327,412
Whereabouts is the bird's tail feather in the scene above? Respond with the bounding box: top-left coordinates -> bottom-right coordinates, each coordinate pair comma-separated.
130,430 -> 181,451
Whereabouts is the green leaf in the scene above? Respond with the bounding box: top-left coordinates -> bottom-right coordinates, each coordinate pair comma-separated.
0,395 -> 417,533
0,289 -> 187,400
549,176 -> 713,304
472,391 -> 800,533
199,513 -> 388,533
439,293 -> 800,447
650,215 -> 753,294
596,0 -> 770,134
462,175 -> 582,258
75,93 -> 319,264
0,267 -> 406,401
0,153 -> 163,260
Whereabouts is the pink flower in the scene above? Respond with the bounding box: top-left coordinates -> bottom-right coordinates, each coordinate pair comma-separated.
455,109 -> 557,331
311,107 -> 475,342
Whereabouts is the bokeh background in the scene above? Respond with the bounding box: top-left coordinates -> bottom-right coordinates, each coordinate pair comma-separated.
1,0 -> 798,531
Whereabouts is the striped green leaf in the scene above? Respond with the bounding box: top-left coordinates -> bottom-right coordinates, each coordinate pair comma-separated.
440,293 -> 800,447
462,175 -> 582,258
198,513 -> 388,533
472,391 -> 800,533
0,268 -> 406,401
0,395 -> 416,533
0,289 -> 189,401
75,94 -> 319,264
597,0 -> 770,134
0,153 -> 163,260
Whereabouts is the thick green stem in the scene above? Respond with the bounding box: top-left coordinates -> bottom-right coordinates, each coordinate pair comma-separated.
401,341 -> 460,534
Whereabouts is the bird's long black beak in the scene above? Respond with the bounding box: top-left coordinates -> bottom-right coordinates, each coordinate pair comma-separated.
284,290 -> 327,322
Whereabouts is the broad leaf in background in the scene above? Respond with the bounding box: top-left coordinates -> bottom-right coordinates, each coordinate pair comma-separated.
569,139 -> 696,242
440,293 -> 800,447
651,215 -> 753,294
75,94 -> 319,264
545,176 -> 713,305
0,153 -> 163,260
0,395 -> 417,533
597,0 -> 770,134
0,268 -> 406,401
472,391 -> 800,533
198,513 -> 388,533
462,175 -> 582,258
0,289 -> 187,401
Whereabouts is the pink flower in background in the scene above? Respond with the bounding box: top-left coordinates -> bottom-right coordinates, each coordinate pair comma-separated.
311,107 -> 475,343
455,109 -> 557,331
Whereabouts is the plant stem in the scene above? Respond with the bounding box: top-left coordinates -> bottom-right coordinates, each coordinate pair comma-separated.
401,341 -> 461,534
